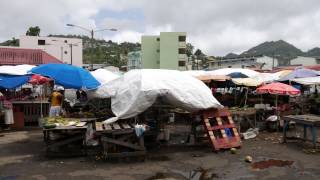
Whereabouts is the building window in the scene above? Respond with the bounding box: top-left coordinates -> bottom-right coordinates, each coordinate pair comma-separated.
64,51 -> 68,54
178,36 -> 186,42
156,60 -> 160,64
64,40 -> 68,43
178,48 -> 186,54
38,40 -> 46,45
178,61 -> 186,67
156,38 -> 160,41
156,49 -> 160,53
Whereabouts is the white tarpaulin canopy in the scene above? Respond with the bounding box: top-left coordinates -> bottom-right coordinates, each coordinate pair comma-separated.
183,68 -> 259,78
182,70 -> 208,77
90,69 -> 120,85
291,76 -> 320,85
95,69 -> 223,124
0,64 -> 36,75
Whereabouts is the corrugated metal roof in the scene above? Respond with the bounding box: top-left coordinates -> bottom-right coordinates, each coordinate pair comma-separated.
0,47 -> 63,65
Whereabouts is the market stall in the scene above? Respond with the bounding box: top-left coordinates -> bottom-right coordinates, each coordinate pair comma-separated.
42,117 -> 97,157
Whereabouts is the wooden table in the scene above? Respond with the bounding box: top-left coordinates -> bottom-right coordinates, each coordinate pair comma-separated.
230,108 -> 257,132
43,125 -> 88,157
96,121 -> 146,159
283,114 -> 320,148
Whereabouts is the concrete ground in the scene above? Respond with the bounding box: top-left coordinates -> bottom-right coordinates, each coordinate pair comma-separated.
0,129 -> 319,180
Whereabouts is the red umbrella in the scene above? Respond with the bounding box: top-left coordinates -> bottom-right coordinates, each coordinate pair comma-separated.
29,74 -> 50,85
256,82 -> 300,96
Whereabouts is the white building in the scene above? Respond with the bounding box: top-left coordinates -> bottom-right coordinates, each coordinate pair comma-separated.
19,36 -> 83,67
256,55 -> 278,70
208,55 -> 278,70
290,56 -> 320,66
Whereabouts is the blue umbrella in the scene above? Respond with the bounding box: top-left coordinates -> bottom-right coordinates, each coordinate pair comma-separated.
30,64 -> 100,90
278,67 -> 319,81
227,72 -> 248,78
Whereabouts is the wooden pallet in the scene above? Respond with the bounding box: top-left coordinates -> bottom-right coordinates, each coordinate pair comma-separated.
202,108 -> 241,151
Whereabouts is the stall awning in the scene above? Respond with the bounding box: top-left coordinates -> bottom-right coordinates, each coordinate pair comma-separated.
291,76 -> 320,85
197,75 -> 230,82
0,74 -> 31,89
232,78 -> 263,87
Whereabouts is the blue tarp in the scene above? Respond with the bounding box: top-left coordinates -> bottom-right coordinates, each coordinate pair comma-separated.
0,74 -> 31,89
30,64 -> 100,90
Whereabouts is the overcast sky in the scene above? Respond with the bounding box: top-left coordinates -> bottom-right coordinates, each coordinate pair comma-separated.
1,0 -> 320,56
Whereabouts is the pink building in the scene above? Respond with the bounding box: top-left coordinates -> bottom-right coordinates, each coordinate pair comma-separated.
0,47 -> 62,65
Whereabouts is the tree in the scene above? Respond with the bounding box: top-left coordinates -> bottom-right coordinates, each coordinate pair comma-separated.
194,49 -> 207,69
26,26 -> 40,36
186,43 -> 194,57
0,37 -> 19,46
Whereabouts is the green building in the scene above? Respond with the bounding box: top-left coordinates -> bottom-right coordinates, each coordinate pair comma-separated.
141,32 -> 187,70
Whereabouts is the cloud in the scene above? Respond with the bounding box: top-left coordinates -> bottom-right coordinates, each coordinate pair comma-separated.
0,0 -> 320,56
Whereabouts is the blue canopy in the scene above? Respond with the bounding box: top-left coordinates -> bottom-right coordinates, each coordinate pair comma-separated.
227,72 -> 248,78
0,74 -> 31,89
30,64 -> 100,90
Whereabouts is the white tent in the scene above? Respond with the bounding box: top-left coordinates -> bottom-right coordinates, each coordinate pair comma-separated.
182,70 -> 208,77
0,64 -> 36,75
97,69 -> 223,124
291,76 -> 320,85
90,69 -> 120,85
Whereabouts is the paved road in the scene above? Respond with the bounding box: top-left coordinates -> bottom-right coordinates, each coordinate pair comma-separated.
0,129 -> 319,180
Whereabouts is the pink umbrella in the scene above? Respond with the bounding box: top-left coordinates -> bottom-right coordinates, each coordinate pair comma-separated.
256,82 -> 300,96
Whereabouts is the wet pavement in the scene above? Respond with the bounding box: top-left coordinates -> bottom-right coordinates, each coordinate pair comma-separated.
0,129 -> 319,180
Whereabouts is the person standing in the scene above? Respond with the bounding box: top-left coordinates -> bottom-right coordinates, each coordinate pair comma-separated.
49,87 -> 64,117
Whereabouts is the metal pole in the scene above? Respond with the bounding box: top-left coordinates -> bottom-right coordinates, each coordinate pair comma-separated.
272,53 -> 275,70
61,46 -> 63,61
90,30 -> 94,70
70,44 -> 73,65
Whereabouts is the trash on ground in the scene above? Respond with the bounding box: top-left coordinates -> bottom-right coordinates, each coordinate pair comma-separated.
242,128 -> 259,140
230,148 -> 237,154
245,155 -> 253,163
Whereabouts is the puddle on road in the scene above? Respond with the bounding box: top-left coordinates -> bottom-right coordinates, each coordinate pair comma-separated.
251,159 -> 294,169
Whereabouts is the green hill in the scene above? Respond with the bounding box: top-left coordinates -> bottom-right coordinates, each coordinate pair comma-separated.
48,34 -> 141,66
305,47 -> 320,57
240,40 -> 303,65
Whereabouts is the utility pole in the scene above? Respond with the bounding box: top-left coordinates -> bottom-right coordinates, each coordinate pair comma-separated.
272,52 -> 275,70
70,44 -> 73,65
90,29 -> 94,70
66,24 -> 117,70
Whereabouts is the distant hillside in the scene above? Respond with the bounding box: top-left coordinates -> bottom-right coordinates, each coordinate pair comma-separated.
240,40 -> 303,65
224,53 -> 238,59
305,47 -> 320,57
